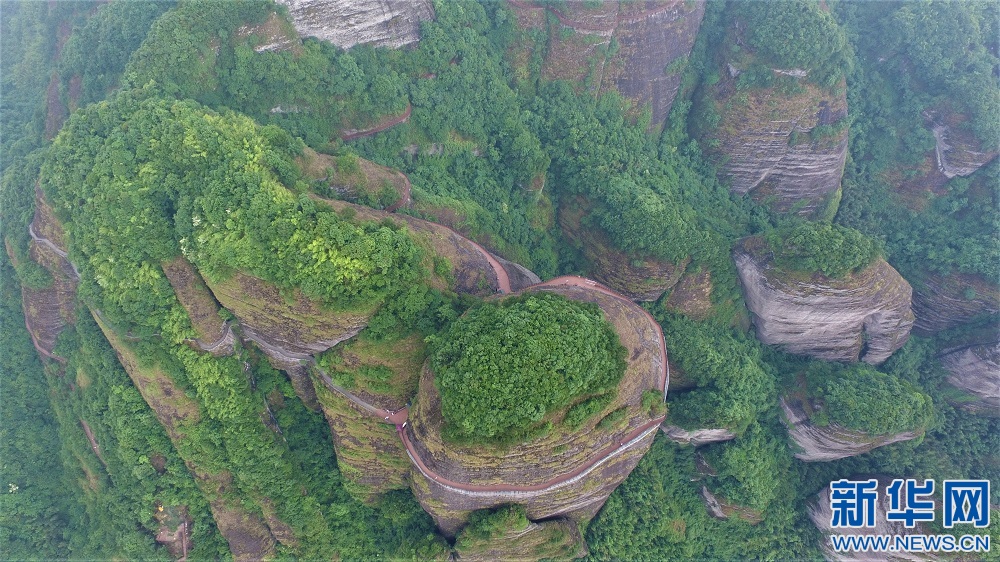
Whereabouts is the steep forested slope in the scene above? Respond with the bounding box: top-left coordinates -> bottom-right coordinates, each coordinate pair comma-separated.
2,0 -> 997,559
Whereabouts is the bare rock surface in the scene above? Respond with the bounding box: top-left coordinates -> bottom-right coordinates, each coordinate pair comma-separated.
275,0 -> 434,49
781,398 -> 921,462
940,342 -> 1000,415
509,0 -> 704,132
661,425 -> 736,447
911,272 -> 999,335
735,247 -> 913,364
810,476 -> 938,561
712,82 -> 848,215
926,109 -> 997,178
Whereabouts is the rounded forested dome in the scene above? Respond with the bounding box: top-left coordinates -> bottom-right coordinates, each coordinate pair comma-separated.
429,292 -> 627,442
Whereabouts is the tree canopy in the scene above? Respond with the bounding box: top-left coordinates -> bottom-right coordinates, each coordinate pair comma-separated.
430,293 -> 626,442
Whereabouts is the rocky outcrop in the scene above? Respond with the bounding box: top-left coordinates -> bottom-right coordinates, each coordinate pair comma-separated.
405,278 -> 666,536
710,81 -> 848,215
20,190 -> 79,361
494,255 -> 541,293
202,270 -> 374,369
161,256 -> 235,357
925,109 -> 998,179
940,342 -> 1000,415
559,199 -> 686,301
454,516 -> 586,562
508,0 -> 704,132
275,0 -> 434,49
700,486 -> 762,524
662,268 -> 713,319
661,425 -> 736,447
735,247 -> 914,364
810,476 -> 936,561
780,398 -> 921,462
911,272 -> 999,335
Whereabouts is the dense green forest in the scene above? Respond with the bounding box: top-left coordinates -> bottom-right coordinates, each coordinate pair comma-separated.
1,0 -> 997,559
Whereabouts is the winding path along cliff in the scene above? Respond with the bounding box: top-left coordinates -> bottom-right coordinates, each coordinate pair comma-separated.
404,275 -> 667,536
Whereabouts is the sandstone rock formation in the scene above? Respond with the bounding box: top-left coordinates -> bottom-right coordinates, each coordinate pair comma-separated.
710,81 -> 848,215
810,476 -> 936,562
911,272 -> 999,335
508,0 -> 704,132
925,109 -> 998,179
161,256 -> 235,357
735,246 -> 914,364
700,486 -> 762,524
19,190 -> 79,361
661,425 -> 736,447
454,516 -> 586,561
405,278 -> 666,536
780,398 -> 922,462
940,342 -> 1000,415
559,199 -> 686,301
275,0 -> 434,49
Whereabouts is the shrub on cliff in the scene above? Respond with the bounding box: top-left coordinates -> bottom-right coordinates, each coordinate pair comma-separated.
429,293 -> 626,442
765,221 -> 880,279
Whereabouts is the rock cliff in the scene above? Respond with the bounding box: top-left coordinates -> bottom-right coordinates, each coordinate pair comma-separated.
161,256 -> 235,357
405,278 -> 666,536
661,425 -> 736,447
93,312 -> 279,561
925,108 -> 998,179
910,272 -> 999,335
19,189 -> 79,361
508,0 -> 704,132
810,476 -> 936,561
735,245 -> 913,364
940,342 -> 1000,415
780,398 -> 921,462
454,515 -> 586,561
275,0 -> 434,49
708,80 -> 848,215
559,198 -> 686,301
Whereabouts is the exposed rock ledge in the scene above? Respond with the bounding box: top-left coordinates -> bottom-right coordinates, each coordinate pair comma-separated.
275,0 -> 434,49
911,271 -> 999,335
735,248 -> 913,364
781,398 -> 921,462
661,425 -> 736,447
940,342 -> 1000,415
926,110 -> 997,179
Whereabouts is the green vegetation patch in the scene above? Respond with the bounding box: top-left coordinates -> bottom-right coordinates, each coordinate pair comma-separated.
430,293 -> 626,442
764,221 -> 880,279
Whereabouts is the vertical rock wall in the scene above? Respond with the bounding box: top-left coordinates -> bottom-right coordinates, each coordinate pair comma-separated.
275,0 -> 434,49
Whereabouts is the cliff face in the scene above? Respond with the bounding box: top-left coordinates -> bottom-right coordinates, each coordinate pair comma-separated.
508,0 -> 704,132
810,477 -> 935,562
405,279 -> 666,536
454,517 -> 586,562
735,248 -> 914,365
911,272 -> 999,335
20,190 -> 79,361
661,425 -> 735,447
93,312 -> 279,561
275,0 -> 434,49
559,199 -> 686,301
926,108 -> 998,179
708,79 -> 848,215
161,257 -> 235,357
940,342 -> 1000,415
781,398 -> 921,462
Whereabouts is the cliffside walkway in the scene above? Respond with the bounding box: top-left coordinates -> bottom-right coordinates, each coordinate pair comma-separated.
340,104 -> 411,141
309,273 -> 668,495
